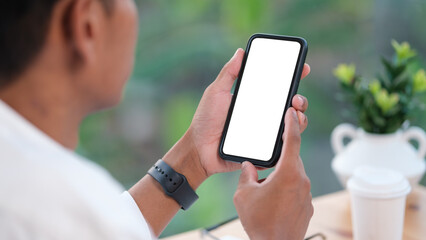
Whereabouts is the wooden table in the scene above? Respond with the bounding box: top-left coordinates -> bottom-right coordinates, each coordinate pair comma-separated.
164,186 -> 426,240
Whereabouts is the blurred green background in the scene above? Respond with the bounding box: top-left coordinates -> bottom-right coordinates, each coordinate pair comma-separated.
77,0 -> 426,237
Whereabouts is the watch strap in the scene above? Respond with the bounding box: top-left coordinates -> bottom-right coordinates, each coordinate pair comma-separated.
148,159 -> 199,210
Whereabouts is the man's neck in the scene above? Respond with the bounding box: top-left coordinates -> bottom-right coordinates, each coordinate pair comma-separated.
0,76 -> 85,150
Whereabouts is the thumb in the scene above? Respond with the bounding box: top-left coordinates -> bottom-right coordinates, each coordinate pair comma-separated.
212,48 -> 245,92
238,162 -> 258,187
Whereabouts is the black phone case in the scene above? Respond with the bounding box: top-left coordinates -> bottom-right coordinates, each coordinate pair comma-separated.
219,33 -> 308,168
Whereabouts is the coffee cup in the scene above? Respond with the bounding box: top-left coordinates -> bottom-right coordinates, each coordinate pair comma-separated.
347,166 -> 411,240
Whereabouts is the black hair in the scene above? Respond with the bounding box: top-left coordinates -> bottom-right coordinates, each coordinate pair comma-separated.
0,0 -> 112,87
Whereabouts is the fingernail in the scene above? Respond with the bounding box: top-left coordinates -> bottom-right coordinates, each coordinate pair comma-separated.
232,49 -> 240,59
297,95 -> 305,107
241,162 -> 247,171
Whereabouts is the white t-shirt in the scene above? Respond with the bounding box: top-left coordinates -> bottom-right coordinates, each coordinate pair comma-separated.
0,100 -> 155,240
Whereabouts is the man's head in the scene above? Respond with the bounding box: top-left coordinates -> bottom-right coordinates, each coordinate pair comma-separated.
0,0 -> 138,111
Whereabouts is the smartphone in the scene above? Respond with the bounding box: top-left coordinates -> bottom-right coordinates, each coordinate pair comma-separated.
219,34 -> 308,168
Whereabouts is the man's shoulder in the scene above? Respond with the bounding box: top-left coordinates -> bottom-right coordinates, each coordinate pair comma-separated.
0,137 -> 124,202
0,142 -> 105,201
0,139 -> 148,240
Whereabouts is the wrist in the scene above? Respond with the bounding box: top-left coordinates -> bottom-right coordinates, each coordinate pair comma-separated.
162,130 -> 208,190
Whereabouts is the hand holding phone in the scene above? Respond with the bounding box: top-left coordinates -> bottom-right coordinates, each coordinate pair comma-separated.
183,39 -> 308,179
219,34 -> 308,167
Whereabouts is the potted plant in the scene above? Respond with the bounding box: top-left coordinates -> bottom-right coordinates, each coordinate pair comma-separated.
331,40 -> 426,187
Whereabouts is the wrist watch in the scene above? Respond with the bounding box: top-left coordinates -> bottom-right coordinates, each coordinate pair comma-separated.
148,159 -> 199,210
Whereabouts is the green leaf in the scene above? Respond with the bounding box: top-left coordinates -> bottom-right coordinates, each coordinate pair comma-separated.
413,69 -> 426,93
377,75 -> 391,90
368,80 -> 381,95
391,39 -> 417,64
334,64 -> 356,86
381,57 -> 396,78
384,105 -> 401,116
374,90 -> 400,114
392,73 -> 410,92
381,56 -> 406,80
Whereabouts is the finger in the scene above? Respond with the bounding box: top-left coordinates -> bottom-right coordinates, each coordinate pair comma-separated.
301,64 -> 311,80
275,107 -> 302,172
212,48 -> 245,92
292,94 -> 308,113
238,162 -> 258,187
297,111 -> 308,133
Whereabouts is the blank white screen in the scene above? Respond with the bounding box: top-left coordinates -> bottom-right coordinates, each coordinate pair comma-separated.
223,38 -> 301,161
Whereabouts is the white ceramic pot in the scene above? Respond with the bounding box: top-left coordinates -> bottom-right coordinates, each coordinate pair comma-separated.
331,123 -> 426,187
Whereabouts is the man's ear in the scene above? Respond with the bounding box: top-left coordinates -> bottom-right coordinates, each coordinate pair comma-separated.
61,0 -> 105,70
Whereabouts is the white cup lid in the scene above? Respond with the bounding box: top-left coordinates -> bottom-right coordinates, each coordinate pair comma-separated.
347,166 -> 411,199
